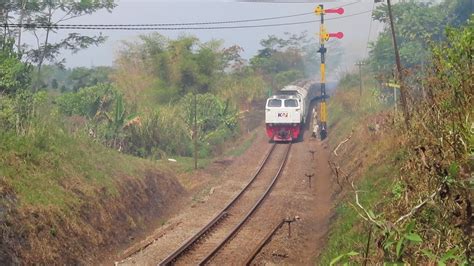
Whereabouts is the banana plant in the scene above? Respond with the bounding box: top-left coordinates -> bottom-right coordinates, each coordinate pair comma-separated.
95,92 -> 137,149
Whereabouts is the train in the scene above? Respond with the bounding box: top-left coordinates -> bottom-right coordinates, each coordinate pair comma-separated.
265,81 -> 317,142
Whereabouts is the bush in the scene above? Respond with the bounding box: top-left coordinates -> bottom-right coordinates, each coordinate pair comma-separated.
0,41 -> 32,94
56,83 -> 117,118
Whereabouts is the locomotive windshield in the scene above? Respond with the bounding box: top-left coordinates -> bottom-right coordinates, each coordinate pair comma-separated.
267,99 -> 282,107
284,99 -> 298,107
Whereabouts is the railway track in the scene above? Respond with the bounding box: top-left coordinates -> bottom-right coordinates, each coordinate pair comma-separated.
160,143 -> 292,265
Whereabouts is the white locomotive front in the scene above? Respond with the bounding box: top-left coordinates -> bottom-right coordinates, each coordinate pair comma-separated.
265,85 -> 310,141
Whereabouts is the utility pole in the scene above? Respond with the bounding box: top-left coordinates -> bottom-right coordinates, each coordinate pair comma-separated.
193,91 -> 198,170
314,5 -> 344,140
17,0 -> 27,53
386,0 -> 410,128
355,61 -> 365,96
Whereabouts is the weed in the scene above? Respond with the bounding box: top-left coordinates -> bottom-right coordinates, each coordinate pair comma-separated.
50,227 -> 57,237
225,132 -> 257,157
318,157 -> 396,265
171,156 -> 213,173
391,181 -> 405,200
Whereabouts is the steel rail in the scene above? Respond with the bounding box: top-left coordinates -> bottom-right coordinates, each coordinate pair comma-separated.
198,143 -> 292,265
159,143 -> 276,265
244,220 -> 285,265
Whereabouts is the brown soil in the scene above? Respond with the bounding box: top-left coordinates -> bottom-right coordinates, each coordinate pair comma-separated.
0,169 -> 185,265
116,124 -> 338,265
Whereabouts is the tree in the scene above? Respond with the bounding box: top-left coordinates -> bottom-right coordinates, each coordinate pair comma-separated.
114,33 -> 234,101
68,66 -> 112,92
1,0 -> 116,91
369,0 -> 472,76
179,93 -> 238,143
0,40 -> 31,94
51,78 -> 58,89
249,32 -> 334,89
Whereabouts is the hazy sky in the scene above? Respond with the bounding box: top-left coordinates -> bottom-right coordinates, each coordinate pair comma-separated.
33,0 -> 383,72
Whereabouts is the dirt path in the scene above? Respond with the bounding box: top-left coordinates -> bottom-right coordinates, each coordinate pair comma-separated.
115,128 -> 336,265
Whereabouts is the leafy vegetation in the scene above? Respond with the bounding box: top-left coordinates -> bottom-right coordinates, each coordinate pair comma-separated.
250,32 -> 342,90
322,2 -> 472,264
0,1 -> 321,210
369,0 -> 471,78
0,0 -> 347,263
327,71 -> 389,147
0,40 -> 31,94
1,0 -> 116,89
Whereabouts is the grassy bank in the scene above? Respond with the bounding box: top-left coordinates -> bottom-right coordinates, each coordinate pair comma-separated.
319,147 -> 402,264
0,128 -> 166,208
0,125 -> 186,264
0,104 -> 263,264
318,25 -> 473,263
327,72 -> 390,147
318,72 -> 399,264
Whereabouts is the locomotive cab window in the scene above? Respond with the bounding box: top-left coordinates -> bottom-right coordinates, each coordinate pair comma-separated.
267,99 -> 282,107
284,99 -> 298,107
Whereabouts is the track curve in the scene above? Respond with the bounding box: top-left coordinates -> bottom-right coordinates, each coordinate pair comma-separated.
160,143 -> 291,265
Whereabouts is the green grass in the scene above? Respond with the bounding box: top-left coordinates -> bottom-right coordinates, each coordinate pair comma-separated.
0,128 -> 161,209
165,132 -> 257,173
167,156 -> 213,173
318,73 -> 399,264
328,74 -> 388,147
225,131 -> 257,157
318,159 -> 399,265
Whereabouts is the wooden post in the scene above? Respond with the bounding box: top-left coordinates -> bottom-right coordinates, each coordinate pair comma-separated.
356,61 -> 365,97
387,0 -> 410,128
193,91 -> 198,170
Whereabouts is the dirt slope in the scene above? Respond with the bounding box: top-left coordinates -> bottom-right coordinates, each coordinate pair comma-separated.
0,168 -> 185,265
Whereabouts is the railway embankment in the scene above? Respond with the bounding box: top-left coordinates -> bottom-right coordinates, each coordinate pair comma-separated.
318,43 -> 472,264
318,74 -> 400,264
0,132 -> 186,264
0,99 -> 264,264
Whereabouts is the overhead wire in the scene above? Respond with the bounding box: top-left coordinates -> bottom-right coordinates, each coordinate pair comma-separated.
9,12 -> 316,28
4,10 -> 373,31
339,0 -> 362,8
365,1 -> 376,58
3,1 -> 366,30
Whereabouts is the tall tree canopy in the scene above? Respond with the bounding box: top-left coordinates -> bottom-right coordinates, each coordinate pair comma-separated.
250,31 -> 342,89
1,0 -> 116,90
368,0 -> 471,76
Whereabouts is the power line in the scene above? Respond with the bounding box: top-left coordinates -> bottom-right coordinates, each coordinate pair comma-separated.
3,1 -> 364,30
365,1 -> 375,58
340,0 -> 362,8
3,10 -> 373,31
44,12 -> 316,27
325,9 -> 371,21
237,0 -> 360,5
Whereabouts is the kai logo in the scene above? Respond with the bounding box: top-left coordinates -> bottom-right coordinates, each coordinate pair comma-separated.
278,112 -> 289,118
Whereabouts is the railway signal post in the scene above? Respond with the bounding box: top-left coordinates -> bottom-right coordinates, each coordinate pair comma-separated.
314,5 -> 344,140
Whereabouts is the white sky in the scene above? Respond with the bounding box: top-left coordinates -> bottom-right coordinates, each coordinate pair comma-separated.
28,0 -> 383,71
